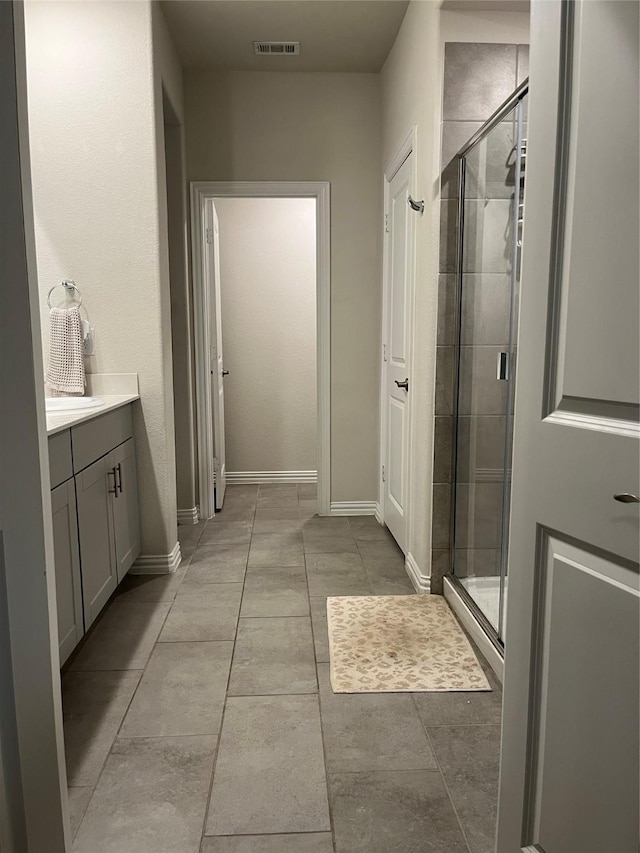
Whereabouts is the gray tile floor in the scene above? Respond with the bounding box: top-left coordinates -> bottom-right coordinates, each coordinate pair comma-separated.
64,484 -> 502,853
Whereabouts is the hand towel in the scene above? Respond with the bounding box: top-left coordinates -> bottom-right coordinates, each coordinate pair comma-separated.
46,306 -> 86,395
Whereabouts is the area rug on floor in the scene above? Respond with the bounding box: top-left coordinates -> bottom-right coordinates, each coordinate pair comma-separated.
327,594 -> 491,693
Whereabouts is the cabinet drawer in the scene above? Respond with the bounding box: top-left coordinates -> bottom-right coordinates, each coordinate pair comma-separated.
49,430 -> 73,489
72,405 -> 133,473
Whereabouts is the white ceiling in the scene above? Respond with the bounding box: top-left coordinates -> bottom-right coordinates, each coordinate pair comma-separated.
161,0 -> 411,72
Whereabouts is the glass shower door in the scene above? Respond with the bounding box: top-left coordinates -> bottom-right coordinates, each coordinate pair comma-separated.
452,96 -> 525,643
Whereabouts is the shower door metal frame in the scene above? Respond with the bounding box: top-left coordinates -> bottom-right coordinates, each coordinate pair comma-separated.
447,79 -> 530,653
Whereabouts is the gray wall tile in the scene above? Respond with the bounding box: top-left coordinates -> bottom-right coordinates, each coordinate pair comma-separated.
437,274 -> 457,346
460,274 -> 511,347
456,415 -> 507,482
430,549 -> 450,594
433,416 -> 453,483
443,43 -> 518,121
432,483 -> 452,550
454,483 -> 504,549
463,198 -> 514,274
435,346 -> 455,415
439,199 -> 458,272
441,121 -> 481,199
458,346 -> 508,416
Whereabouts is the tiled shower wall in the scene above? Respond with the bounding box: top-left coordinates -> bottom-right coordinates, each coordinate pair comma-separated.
431,43 -> 529,594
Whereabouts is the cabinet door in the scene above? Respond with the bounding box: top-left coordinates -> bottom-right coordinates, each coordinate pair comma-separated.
76,456 -> 117,628
51,479 -> 84,664
110,439 -> 141,580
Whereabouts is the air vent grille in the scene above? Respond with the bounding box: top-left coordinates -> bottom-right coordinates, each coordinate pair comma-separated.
254,41 -> 300,56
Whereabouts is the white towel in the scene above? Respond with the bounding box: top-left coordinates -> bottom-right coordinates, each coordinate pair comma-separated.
46,306 -> 86,395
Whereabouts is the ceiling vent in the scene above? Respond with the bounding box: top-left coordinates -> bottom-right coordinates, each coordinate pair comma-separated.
254,41 -> 300,56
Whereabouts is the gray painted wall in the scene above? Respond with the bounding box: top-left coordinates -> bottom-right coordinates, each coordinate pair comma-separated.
184,70 -> 382,504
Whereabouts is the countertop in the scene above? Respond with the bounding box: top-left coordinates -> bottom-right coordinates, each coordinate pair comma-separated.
46,394 -> 140,437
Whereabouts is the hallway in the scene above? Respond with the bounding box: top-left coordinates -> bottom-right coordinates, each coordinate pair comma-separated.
64,485 -> 501,853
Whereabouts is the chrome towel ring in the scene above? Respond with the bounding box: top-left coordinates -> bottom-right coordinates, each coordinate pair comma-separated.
47,280 -> 83,310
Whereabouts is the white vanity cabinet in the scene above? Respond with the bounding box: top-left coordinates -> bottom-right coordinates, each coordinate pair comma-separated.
49,402 -> 141,659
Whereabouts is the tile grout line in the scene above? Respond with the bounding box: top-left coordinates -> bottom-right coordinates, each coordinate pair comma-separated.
197,498 -> 254,849
70,592 -> 178,840
305,489 -> 338,853
411,692 -> 474,853
199,482 -> 321,848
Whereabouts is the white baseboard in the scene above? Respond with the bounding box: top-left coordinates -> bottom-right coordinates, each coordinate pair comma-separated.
375,503 -> 383,524
177,507 -> 199,526
130,541 -> 182,575
330,501 -> 378,516
443,576 -> 504,682
227,470 -> 317,484
406,552 -> 430,594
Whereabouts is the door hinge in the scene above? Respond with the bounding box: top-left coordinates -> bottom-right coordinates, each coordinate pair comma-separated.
381,465 -> 386,483
384,214 -> 389,234
213,457 -> 220,473
383,343 -> 388,363
205,227 -> 213,244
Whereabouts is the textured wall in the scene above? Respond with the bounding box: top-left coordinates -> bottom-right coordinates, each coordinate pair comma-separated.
184,70 -> 382,503
214,198 -> 317,474
380,0 -> 443,581
25,0 -> 180,558
432,41 -> 529,593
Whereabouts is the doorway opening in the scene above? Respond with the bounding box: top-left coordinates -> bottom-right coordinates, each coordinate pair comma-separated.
190,182 -> 331,518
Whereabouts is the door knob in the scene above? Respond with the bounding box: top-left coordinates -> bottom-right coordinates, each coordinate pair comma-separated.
395,378 -> 409,391
613,493 -> 640,503
222,369 -> 229,376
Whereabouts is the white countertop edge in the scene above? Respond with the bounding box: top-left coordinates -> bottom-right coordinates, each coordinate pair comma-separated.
46,394 -> 140,436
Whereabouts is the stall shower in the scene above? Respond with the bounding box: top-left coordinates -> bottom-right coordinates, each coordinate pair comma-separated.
444,80 -> 528,654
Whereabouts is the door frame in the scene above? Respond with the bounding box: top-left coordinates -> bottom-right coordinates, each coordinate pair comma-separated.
379,128 -> 418,549
190,181 -> 331,518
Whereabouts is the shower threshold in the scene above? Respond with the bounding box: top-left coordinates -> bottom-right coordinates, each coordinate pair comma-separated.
444,575 -> 504,682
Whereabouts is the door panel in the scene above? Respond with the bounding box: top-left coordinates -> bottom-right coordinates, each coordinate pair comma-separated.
557,1 -> 639,412
76,456 -> 117,629
528,537 -> 639,852
497,2 -> 640,850
383,153 -> 413,550
207,201 -> 227,509
111,439 -> 140,581
51,479 -> 83,665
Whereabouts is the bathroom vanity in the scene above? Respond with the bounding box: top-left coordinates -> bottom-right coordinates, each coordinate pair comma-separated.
48,395 -> 140,664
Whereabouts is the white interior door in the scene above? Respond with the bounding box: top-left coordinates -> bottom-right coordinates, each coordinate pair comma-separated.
206,200 -> 227,509
497,2 -> 639,851
382,152 -> 414,551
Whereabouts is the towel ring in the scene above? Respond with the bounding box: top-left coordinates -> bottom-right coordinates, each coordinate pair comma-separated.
47,280 -> 83,310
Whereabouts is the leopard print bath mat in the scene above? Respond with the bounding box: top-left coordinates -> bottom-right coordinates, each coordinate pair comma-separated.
327,594 -> 491,693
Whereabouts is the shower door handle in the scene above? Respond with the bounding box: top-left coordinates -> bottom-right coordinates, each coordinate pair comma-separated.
497,352 -> 509,381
